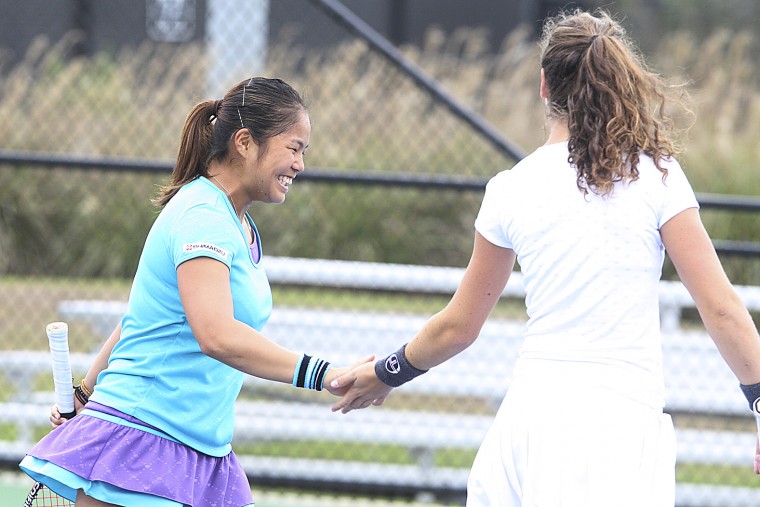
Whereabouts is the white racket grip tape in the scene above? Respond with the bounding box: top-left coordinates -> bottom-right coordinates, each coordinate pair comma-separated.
753,399 -> 760,436
46,322 -> 76,418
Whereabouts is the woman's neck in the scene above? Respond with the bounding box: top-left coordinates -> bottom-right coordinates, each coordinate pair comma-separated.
208,172 -> 246,221
544,120 -> 570,146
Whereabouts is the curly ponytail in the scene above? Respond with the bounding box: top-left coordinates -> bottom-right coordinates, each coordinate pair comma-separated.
540,10 -> 687,196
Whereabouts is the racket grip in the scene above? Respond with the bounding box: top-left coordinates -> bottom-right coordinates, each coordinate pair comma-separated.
47,322 -> 76,419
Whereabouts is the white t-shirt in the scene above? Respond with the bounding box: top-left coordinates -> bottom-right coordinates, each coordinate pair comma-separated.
475,141 -> 698,408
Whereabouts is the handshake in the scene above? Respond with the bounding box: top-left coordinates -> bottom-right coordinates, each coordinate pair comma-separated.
326,344 -> 428,414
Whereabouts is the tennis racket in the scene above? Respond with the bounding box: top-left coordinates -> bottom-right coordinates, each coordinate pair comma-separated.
23,322 -> 76,507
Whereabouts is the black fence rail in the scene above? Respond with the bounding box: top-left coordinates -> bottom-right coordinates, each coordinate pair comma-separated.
3,149 -> 759,259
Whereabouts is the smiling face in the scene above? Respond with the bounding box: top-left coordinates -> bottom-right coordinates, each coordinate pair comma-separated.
244,109 -> 311,204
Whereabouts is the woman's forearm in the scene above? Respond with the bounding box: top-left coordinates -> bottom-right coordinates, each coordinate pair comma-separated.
83,322 -> 122,389
197,319 -> 303,384
700,297 -> 760,385
405,309 -> 480,370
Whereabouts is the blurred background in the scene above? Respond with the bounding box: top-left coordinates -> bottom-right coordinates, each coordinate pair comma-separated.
0,0 -> 759,505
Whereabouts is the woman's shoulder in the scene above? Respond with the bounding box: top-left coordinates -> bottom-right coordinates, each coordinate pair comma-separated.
164,178 -> 226,213
488,142 -> 570,185
635,152 -> 688,182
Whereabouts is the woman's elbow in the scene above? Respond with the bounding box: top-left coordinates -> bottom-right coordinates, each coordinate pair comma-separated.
195,328 -> 228,358
443,321 -> 480,350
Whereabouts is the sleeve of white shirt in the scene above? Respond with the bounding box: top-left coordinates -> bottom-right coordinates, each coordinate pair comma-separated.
474,171 -> 514,249
658,158 -> 700,227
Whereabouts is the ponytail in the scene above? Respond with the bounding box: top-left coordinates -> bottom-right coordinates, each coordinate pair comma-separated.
153,100 -> 216,207
540,10 -> 686,196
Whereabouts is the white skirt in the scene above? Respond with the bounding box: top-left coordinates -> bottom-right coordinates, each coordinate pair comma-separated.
466,359 -> 676,507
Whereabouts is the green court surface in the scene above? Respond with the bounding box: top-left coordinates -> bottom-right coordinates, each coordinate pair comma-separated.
0,479 -> 28,507
0,472 -> 451,507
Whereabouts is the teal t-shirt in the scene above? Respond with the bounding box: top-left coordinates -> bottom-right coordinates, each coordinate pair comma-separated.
91,177 -> 272,456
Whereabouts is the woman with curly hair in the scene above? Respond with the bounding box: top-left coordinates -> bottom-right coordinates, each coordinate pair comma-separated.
331,10 -> 760,506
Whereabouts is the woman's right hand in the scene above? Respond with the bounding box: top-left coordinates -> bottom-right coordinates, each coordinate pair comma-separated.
50,396 -> 86,428
330,361 -> 393,414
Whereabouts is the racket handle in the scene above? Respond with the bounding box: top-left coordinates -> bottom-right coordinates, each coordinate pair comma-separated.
47,322 -> 76,419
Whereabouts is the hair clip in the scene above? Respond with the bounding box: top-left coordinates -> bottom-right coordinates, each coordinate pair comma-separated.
237,77 -> 254,129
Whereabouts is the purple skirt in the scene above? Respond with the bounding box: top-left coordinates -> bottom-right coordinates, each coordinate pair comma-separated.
23,402 -> 254,506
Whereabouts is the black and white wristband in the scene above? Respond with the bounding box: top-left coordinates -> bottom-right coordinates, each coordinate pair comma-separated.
374,344 -> 428,388
292,354 -> 331,391
740,382 -> 760,414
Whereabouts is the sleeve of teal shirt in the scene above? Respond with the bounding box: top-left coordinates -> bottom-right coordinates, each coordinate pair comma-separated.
170,202 -> 239,269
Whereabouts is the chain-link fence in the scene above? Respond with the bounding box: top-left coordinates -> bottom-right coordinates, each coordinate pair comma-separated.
1,1 -> 760,505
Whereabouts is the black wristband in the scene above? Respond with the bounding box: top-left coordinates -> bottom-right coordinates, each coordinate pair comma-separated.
374,344 -> 428,388
740,382 -> 760,413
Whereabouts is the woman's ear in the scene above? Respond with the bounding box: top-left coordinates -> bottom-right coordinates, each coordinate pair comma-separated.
540,68 -> 549,100
232,128 -> 252,157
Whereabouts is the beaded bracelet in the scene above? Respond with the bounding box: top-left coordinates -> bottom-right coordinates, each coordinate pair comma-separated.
292,354 -> 331,391
74,384 -> 89,405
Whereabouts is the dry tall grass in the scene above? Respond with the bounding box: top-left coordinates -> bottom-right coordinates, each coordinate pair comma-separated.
0,27 -> 758,276
397,25 -> 760,195
1,27 -> 758,189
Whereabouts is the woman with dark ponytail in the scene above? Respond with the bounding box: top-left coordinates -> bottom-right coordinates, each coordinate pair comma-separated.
332,10 -> 760,506
20,77 -> 366,506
